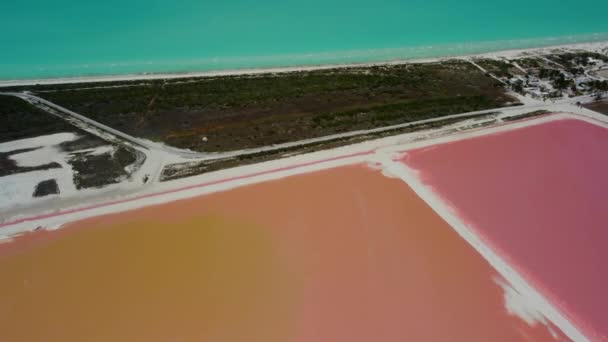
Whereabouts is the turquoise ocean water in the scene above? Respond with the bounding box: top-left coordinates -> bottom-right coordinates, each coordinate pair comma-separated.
1,0 -> 608,80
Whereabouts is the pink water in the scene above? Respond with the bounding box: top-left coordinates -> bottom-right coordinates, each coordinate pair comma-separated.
0,165 -> 564,341
402,118 -> 608,340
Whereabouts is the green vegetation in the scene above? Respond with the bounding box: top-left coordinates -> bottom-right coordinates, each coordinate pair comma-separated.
590,80 -> 608,91
0,94 -> 142,189
503,52 -> 608,98
161,109 -> 551,181
40,61 -> 515,152
517,58 -> 543,70
547,52 -> 608,70
474,59 -> 523,79
501,110 -> 550,121
33,179 -> 59,197
0,95 -> 77,143
160,112 -> 505,181
68,147 -> 138,189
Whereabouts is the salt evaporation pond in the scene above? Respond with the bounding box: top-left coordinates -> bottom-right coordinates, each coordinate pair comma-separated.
0,165 -> 561,341
402,117 -> 608,340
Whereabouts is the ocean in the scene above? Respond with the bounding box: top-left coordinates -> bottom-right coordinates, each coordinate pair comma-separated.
1,0 -> 608,80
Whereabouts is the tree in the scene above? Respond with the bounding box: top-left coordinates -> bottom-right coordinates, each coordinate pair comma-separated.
512,80 -> 524,93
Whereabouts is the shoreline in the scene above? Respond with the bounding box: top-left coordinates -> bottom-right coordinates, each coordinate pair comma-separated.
1,40 -> 607,88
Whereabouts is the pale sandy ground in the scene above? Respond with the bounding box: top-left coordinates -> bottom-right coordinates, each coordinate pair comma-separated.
596,69 -> 608,78
0,41 -> 606,87
0,133 -> 78,207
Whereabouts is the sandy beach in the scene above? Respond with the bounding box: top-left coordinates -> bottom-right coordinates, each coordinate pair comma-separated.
1,41 -> 606,88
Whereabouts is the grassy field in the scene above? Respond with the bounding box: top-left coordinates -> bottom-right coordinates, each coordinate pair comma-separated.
39,61 -> 516,152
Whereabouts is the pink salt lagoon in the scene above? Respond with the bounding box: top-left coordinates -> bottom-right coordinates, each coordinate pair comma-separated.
0,165 -> 562,341
402,117 -> 608,340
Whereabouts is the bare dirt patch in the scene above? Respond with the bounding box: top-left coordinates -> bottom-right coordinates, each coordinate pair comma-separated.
584,100 -> 608,115
595,69 -> 608,79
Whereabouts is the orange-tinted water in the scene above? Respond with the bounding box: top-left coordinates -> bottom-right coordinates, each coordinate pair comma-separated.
0,165 -> 562,341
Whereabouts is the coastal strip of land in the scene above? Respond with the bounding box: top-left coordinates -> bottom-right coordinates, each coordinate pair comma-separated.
1,41 -> 606,87
0,42 -> 607,225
